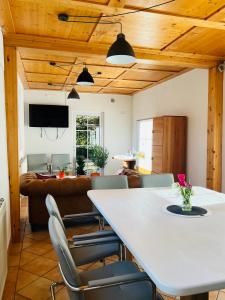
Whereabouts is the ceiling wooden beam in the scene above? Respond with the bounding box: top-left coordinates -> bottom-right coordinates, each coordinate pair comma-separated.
4,33 -> 221,68
69,0 -> 225,32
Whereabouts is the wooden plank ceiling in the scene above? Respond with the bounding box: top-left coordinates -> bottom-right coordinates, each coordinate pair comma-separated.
1,0 -> 225,95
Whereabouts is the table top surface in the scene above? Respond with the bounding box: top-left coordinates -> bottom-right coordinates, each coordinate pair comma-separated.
87,187 -> 225,296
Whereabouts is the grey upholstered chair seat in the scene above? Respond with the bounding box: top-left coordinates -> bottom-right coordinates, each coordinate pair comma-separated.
71,242 -> 119,266
79,261 -> 163,300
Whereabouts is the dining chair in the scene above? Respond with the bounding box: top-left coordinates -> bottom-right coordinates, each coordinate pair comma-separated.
140,173 -> 174,188
64,175 -> 129,230
27,153 -> 48,173
51,153 -> 70,173
91,175 -> 129,229
91,175 -> 129,190
46,209 -> 122,299
49,215 -> 163,300
45,194 -> 116,242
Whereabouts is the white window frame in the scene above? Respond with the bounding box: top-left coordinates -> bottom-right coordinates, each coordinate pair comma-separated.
73,111 -> 104,161
137,118 -> 153,173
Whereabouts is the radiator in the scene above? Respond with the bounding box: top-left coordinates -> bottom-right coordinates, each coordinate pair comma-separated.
0,198 -> 8,299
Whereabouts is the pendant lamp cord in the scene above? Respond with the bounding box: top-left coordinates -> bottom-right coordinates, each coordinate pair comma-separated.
66,0 -> 175,19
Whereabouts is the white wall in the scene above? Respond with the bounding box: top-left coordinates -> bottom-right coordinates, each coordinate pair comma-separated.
132,69 -> 208,187
0,29 -> 10,298
24,91 -> 132,174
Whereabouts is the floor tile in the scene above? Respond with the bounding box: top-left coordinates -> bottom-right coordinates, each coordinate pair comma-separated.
21,256 -> 57,276
8,242 -> 23,254
17,277 -> 52,300
15,294 -> 30,299
42,249 -> 58,261
8,253 -> 21,267
26,231 -> 50,241
43,266 -> 62,282
24,240 -> 53,255
16,269 -> 39,291
2,267 -> 19,300
52,287 -> 70,300
20,250 -> 39,266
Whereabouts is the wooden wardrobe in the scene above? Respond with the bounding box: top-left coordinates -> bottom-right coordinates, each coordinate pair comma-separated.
151,116 -> 187,180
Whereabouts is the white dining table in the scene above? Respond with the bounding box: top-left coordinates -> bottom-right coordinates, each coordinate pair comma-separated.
87,186 -> 225,300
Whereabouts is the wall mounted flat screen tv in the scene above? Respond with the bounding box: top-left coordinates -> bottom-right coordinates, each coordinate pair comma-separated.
29,104 -> 69,128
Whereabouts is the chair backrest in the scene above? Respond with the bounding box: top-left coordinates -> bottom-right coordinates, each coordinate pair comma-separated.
140,173 -> 174,188
48,216 -> 82,300
45,194 -> 66,233
91,175 -> 128,190
52,154 -> 70,171
27,154 -> 47,172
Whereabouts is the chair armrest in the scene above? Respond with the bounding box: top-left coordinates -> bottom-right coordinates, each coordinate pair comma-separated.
63,211 -> 101,221
72,230 -> 115,241
58,263 -> 155,294
88,271 -> 149,288
70,236 -> 120,248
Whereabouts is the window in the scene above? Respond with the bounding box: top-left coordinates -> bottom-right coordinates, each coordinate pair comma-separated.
75,114 -> 102,160
137,119 -> 153,174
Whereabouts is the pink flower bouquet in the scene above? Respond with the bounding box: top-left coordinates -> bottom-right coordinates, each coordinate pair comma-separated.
177,174 -> 193,211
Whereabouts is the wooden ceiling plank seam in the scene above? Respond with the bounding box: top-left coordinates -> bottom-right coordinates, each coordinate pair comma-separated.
132,68 -> 190,95
26,80 -> 140,91
64,57 -> 78,88
162,3 -> 225,51
17,50 -> 29,89
160,26 -> 195,51
87,12 -> 103,43
88,0 -> 126,43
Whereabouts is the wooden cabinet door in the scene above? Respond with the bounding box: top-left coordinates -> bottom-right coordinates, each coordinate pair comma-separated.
152,118 -> 164,146
152,145 -> 163,173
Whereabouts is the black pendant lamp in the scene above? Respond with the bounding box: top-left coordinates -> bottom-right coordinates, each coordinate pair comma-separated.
76,67 -> 94,86
67,87 -> 80,99
106,33 -> 136,64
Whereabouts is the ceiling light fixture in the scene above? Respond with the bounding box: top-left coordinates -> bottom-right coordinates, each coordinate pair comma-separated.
49,61 -> 101,86
76,66 -> 94,86
48,83 -> 80,99
106,33 -> 135,64
67,87 -> 80,99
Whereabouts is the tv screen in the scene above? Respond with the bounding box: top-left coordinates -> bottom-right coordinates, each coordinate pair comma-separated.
29,104 -> 69,128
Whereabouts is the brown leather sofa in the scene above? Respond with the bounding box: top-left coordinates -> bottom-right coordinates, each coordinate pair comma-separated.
20,172 -> 141,231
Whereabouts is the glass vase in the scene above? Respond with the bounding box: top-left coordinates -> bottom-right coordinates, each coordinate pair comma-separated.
182,196 -> 192,212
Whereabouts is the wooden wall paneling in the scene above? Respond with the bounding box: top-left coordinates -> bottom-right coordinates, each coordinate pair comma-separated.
4,46 -> 20,242
207,66 -> 223,191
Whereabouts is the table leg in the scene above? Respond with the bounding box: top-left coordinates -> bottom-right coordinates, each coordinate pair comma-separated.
180,292 -> 208,300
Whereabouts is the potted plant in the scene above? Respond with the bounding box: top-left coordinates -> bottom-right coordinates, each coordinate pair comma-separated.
76,155 -> 86,176
57,166 -> 66,179
89,145 -> 109,175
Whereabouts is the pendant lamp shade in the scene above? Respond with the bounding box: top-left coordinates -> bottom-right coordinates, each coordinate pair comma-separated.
67,88 -> 80,99
76,67 -> 94,86
106,33 -> 136,64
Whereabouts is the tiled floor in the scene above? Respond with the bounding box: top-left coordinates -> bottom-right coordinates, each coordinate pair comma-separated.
2,197 -> 225,300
